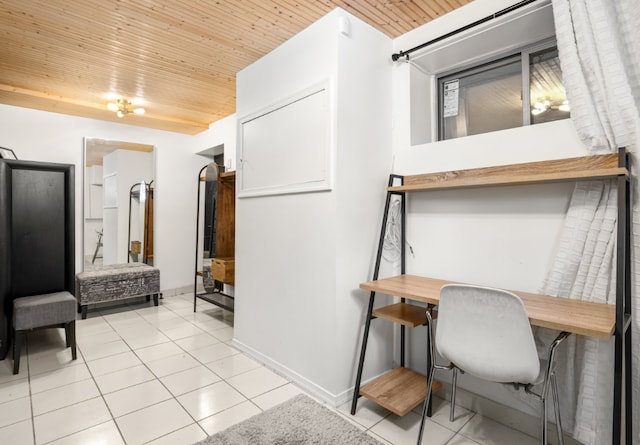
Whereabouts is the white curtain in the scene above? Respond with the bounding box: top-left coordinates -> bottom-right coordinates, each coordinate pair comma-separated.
545,0 -> 640,444
537,180 -> 617,444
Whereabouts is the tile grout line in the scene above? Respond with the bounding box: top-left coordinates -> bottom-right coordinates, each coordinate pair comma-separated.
21,296 -> 290,444
101,302 -> 204,444
130,304 -> 212,444
12,293 -> 527,445
98,297 -> 242,443
54,316 -> 128,445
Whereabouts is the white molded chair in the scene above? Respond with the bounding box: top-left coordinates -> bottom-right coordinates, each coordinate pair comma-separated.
417,284 -> 570,445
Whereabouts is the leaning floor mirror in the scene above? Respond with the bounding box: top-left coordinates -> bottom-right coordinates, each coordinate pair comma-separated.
83,137 -> 155,271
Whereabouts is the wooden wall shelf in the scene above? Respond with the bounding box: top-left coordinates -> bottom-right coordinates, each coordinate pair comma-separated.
389,153 -> 627,192
372,302 -> 429,328
360,367 -> 442,416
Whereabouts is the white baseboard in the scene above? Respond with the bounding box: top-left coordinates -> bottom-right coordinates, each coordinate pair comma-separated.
162,284 -> 233,298
160,284 -> 198,297
230,338 -> 344,407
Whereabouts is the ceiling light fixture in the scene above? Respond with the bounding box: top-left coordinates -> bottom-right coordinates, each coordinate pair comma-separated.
107,99 -> 145,118
531,98 -> 570,116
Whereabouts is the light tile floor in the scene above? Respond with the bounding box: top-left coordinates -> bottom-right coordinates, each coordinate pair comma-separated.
0,293 -> 544,445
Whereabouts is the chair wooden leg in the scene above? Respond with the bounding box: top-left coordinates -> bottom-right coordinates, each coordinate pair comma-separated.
13,330 -> 24,375
64,323 -> 71,347
66,321 -> 77,361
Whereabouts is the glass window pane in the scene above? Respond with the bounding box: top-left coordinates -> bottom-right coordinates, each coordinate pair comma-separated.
441,57 -> 522,140
530,46 -> 570,124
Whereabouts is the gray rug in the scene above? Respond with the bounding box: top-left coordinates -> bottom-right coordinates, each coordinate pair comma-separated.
193,394 -> 383,444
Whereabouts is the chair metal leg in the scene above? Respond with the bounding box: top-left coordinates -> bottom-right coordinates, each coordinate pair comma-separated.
535,331 -> 570,445
541,396 -> 548,445
538,375 -> 550,445
450,367 -> 458,422
551,372 -> 564,445
417,362 -> 435,445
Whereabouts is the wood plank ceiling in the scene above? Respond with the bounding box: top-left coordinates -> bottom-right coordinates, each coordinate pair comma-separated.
0,0 -> 471,134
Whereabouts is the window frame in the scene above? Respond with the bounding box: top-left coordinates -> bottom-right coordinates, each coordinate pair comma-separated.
436,38 -> 562,141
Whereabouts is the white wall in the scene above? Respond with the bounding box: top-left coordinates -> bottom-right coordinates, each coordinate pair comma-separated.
0,104 -> 236,292
234,8 -> 393,401
84,165 -> 103,257
191,114 -> 237,172
333,14 -> 395,397
390,0 -> 590,415
102,149 -> 153,264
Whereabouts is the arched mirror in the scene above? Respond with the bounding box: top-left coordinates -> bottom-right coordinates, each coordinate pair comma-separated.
83,137 -> 155,270
202,162 -> 220,277
128,180 -> 154,264
194,150 -> 236,313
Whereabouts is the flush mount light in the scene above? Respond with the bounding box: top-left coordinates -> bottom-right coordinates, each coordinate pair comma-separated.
107,99 -> 145,118
531,98 -> 570,116
558,100 -> 570,112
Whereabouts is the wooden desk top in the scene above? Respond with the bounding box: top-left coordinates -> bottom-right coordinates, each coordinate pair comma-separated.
360,275 -> 615,339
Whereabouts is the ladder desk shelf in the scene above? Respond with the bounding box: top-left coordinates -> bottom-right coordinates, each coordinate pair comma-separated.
351,149 -> 632,445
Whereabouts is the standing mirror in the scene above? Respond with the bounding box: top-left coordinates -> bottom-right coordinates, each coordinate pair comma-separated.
83,138 -> 155,271
194,146 -> 236,313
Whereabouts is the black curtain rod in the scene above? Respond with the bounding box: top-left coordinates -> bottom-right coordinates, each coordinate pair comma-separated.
391,0 -> 539,62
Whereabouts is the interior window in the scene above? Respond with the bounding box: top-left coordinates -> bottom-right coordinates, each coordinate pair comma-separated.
529,46 -> 570,124
438,42 -> 569,140
440,56 -> 522,140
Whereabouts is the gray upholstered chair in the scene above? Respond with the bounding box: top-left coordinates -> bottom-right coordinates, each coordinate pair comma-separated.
13,291 -> 77,374
417,284 -> 570,445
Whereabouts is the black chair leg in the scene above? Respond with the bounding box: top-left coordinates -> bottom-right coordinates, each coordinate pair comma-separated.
13,330 -> 24,375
